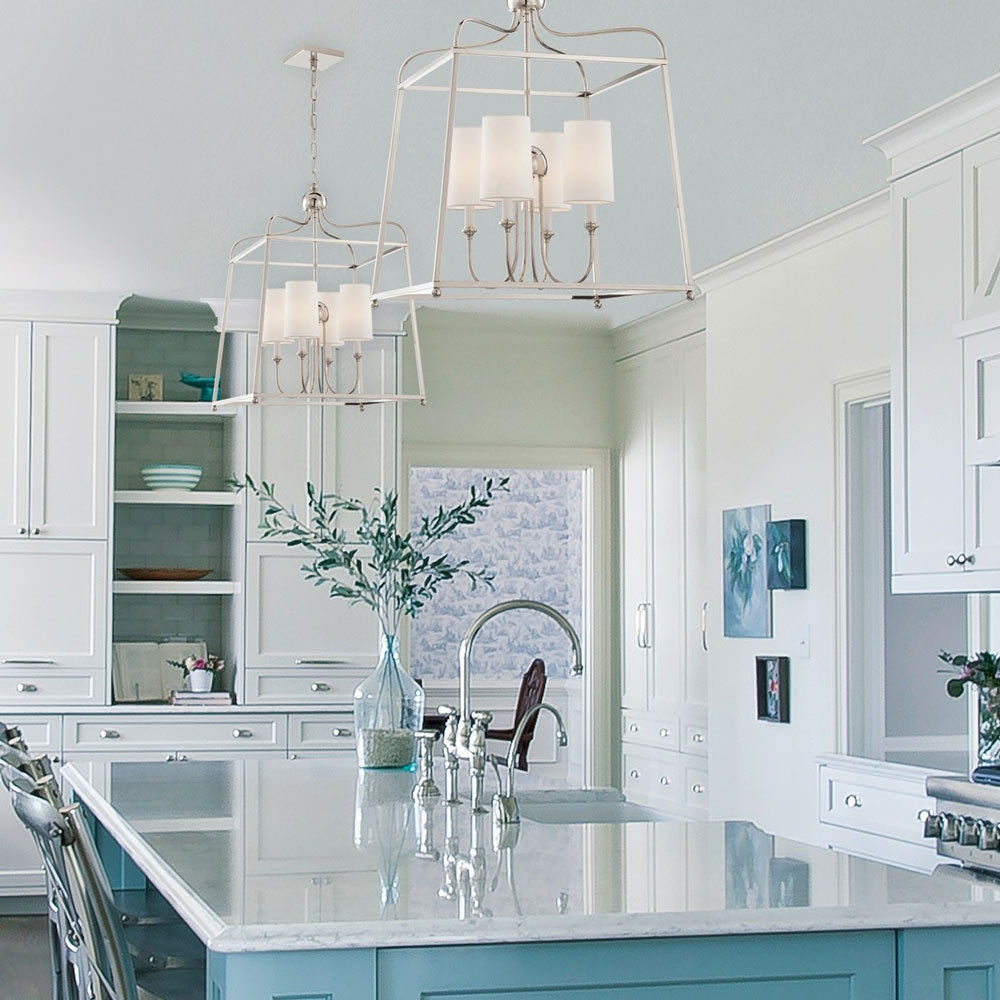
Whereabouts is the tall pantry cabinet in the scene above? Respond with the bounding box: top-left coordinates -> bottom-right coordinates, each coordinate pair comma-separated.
615,305 -> 709,818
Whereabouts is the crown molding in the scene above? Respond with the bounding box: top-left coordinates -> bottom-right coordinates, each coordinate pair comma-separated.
0,289 -> 127,323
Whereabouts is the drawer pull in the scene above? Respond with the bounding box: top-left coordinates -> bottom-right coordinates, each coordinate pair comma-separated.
99,729 -> 120,740
176,754 -> 189,762
31,527 -> 40,536
233,729 -> 253,739
3,658 -> 56,665
165,754 -> 176,762
629,768 -> 640,779
844,793 -> 862,809
331,727 -> 352,737
692,783 -> 705,795
659,728 -> 670,738
289,753 -> 298,760
692,732 -> 705,744
16,683 -> 37,693
296,659 -> 347,666
629,723 -> 639,733
659,776 -> 671,786
311,682 -> 331,693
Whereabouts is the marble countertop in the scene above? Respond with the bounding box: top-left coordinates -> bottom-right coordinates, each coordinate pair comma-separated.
61,758 -> 1000,954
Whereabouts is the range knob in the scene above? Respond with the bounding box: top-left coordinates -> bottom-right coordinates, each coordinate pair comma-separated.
939,813 -> 960,842
922,812 -> 943,838
979,821 -> 1000,852
958,816 -> 980,846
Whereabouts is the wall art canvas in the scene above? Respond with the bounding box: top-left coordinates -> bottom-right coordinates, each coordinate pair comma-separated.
723,504 -> 772,638
767,519 -> 807,590
756,655 -> 790,723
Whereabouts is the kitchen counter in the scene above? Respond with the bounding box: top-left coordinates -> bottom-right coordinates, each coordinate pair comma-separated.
61,757 -> 1000,1000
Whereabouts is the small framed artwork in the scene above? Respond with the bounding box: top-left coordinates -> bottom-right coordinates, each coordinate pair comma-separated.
756,655 -> 790,723
128,374 -> 163,401
723,504 -> 772,638
767,519 -> 806,590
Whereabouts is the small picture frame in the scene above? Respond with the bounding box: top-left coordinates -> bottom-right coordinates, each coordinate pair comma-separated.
756,656 -> 790,723
766,519 -> 807,590
128,374 -> 163,402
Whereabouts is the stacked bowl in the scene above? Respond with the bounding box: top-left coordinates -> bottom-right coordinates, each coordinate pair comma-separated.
140,464 -> 203,491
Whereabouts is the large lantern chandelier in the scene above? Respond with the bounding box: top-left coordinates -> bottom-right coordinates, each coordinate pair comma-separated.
372,0 -> 696,310
213,47 -> 425,409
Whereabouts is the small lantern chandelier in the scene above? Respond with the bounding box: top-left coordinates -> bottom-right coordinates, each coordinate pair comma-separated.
213,47 -> 425,409
372,0 -> 697,310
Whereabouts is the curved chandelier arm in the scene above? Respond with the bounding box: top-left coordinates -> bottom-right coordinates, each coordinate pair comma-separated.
534,11 -> 668,59
539,222 -> 596,285
316,214 -> 359,270
528,18 -> 590,96
395,14 -> 519,88
265,213 -> 313,237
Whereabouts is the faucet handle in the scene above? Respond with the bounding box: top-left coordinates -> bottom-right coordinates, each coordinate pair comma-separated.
471,710 -> 493,729
437,704 -> 459,718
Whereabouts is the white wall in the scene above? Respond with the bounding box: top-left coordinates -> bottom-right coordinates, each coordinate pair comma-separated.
702,198 -> 893,844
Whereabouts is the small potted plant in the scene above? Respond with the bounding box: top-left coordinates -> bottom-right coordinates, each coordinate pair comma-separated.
169,654 -> 224,693
940,649 -> 1000,765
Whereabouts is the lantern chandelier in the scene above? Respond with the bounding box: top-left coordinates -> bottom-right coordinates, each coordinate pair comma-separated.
213,47 -> 425,409
372,0 -> 697,310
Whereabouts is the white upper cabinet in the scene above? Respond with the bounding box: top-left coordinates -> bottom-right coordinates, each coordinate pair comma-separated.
890,157 -> 965,583
0,321 -> 31,538
869,77 -> 1000,591
0,321 -> 110,540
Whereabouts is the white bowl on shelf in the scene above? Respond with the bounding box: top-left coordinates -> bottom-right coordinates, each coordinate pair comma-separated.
140,464 -> 203,491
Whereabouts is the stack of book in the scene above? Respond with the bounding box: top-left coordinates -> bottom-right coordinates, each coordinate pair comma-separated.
169,690 -> 234,707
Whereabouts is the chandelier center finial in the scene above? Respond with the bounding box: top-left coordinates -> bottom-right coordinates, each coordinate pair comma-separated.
507,0 -> 546,12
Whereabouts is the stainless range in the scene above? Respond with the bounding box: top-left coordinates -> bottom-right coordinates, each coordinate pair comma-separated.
925,776 -> 1000,874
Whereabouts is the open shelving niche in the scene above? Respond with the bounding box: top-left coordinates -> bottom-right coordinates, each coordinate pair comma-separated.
110,296 -> 248,704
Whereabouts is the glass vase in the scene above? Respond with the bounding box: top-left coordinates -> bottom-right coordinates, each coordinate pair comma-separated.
353,633 -> 424,770
979,686 -> 1000,766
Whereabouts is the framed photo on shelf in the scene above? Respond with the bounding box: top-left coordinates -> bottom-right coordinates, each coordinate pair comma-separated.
127,373 -> 163,401
755,655 -> 790,723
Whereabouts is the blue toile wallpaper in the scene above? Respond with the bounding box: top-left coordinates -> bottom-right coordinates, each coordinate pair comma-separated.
408,467 -> 584,682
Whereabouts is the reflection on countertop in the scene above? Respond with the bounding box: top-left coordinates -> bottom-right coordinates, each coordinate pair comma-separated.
61,757 -> 1000,954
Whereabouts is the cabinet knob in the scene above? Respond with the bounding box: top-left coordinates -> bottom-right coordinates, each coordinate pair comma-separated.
692,783 -> 706,795
31,527 -> 40,536
956,553 -> 968,566
176,754 -> 189,762
659,776 -> 671,786
629,768 -> 640,779
311,682 -> 331,693
289,753 -> 298,760
629,723 -> 639,733
17,527 -> 26,535
99,729 -> 120,740
947,555 -> 957,566
844,793 -> 862,809
967,554 -> 976,566
692,732 -> 705,744
233,729 -> 252,739
659,727 -> 670,738
165,754 -> 176,762
16,683 -> 37,693
331,727 -> 352,737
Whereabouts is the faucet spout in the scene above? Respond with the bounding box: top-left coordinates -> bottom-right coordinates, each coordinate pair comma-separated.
457,599 -> 584,731
503,702 -> 567,798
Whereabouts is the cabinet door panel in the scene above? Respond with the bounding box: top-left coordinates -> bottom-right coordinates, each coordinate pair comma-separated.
29,323 -> 110,539
964,133 -> 1000,321
246,339 -> 323,541
963,322 -> 1000,570
892,157 -> 965,579
647,346 -> 683,716
899,926 -> 1000,999
0,540 -> 107,670
618,359 -> 650,710
0,321 -> 31,538
245,543 -> 378,669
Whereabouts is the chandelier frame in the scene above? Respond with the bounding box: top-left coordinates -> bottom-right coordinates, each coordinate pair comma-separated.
372,3 -> 697,309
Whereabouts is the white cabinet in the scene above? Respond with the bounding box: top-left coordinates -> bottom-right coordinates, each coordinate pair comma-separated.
617,329 -> 708,817
0,321 -> 110,540
964,133 -> 1000,321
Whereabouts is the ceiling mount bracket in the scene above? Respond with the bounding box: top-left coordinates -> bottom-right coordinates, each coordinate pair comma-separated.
283,46 -> 344,71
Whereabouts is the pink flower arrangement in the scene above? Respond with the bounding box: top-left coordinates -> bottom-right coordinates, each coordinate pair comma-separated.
168,654 -> 224,678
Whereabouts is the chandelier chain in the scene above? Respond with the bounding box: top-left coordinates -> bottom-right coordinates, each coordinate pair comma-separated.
309,52 -> 319,189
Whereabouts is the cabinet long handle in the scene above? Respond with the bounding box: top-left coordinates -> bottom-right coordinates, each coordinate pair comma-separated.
99,729 -> 120,740
233,729 -> 253,739
296,659 -> 348,666
16,683 -> 37,693
3,658 -> 56,665
331,727 -> 352,737
635,604 -> 652,649
701,602 -> 708,652
311,682 -> 331,693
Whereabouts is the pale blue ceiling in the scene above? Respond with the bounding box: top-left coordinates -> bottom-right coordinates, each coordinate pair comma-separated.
2,0 -> 999,326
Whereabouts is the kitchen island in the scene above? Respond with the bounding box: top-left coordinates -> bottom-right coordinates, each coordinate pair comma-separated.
62,757 -> 1000,999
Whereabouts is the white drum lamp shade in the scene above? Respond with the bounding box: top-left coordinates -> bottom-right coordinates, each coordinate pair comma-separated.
479,115 -> 533,204
446,127 -> 490,210
261,288 -> 287,344
284,280 -> 321,340
339,283 -> 374,342
317,291 -> 342,345
563,120 -> 615,205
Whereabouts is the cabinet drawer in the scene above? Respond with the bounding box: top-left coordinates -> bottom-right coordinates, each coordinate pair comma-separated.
245,669 -> 361,706
65,715 -> 286,752
819,764 -> 930,844
621,712 -> 680,751
683,722 -> 709,757
0,670 -> 101,705
288,714 -> 356,750
623,747 -> 682,807
0,715 -> 60,754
